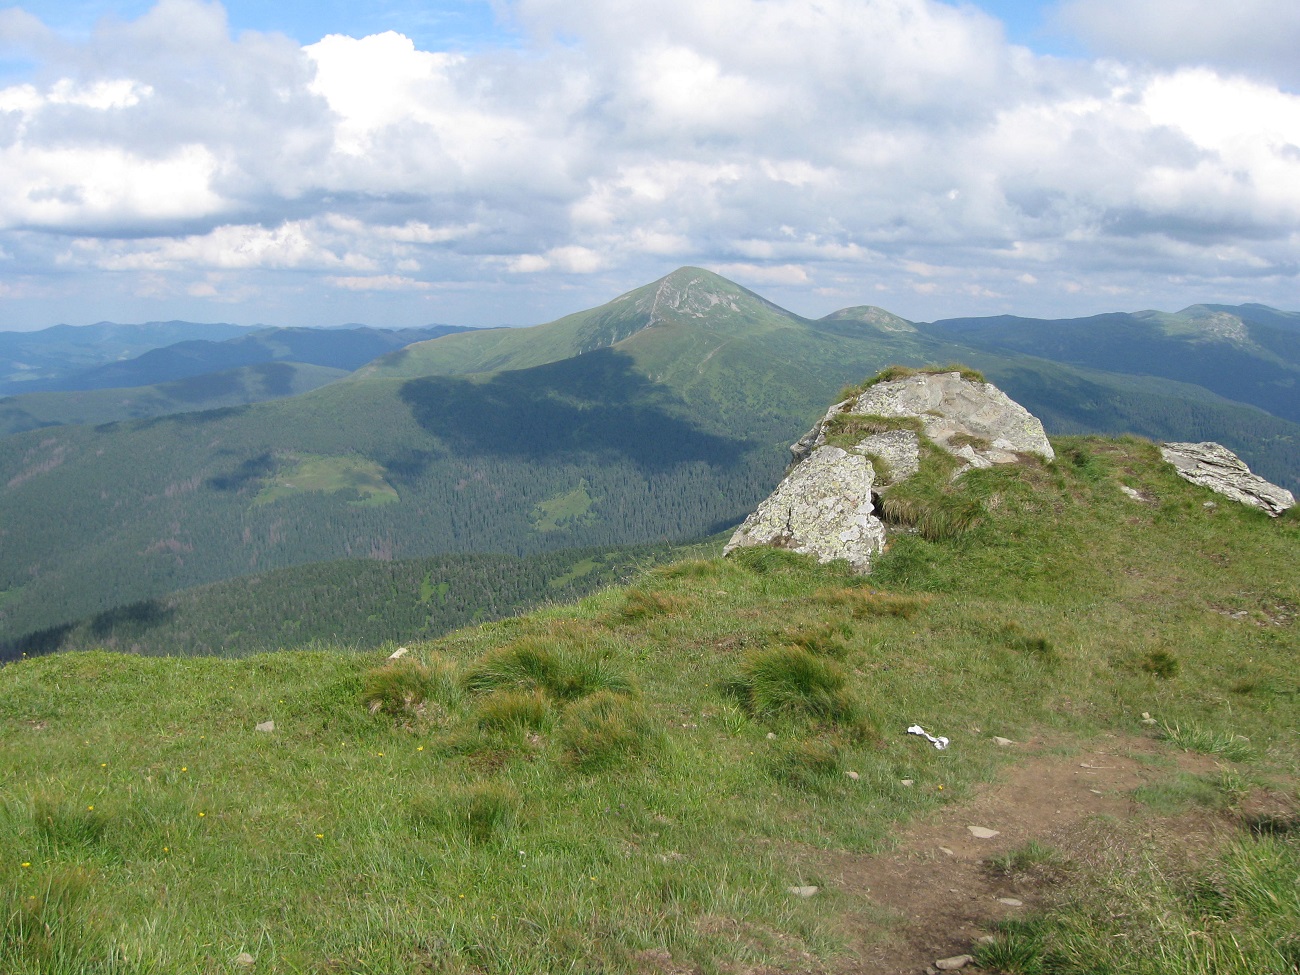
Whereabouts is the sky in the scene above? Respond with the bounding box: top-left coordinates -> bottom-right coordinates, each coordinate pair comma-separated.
0,0 -> 1297,330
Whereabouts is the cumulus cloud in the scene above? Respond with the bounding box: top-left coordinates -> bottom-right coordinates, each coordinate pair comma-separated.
1056,0 -> 1300,90
0,0 -> 1298,326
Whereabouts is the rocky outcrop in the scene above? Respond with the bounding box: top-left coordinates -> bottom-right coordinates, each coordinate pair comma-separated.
723,446 -> 885,571
729,370 -> 1054,572
1159,442 -> 1295,517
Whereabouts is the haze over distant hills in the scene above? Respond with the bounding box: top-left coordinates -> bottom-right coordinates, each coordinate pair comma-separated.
1,267 -> 1296,656
0,323 -> 472,434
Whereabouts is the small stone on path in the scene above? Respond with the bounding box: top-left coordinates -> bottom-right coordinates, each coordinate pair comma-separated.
998,897 -> 1023,906
992,736 -> 1015,746
935,954 -> 974,970
939,847 -> 954,856
977,935 -> 997,945
967,825 -> 1000,839
787,885 -> 819,898
255,720 -> 274,733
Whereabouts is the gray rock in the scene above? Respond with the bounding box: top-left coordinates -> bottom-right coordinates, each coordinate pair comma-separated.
255,720 -> 275,733
935,954 -> 974,970
967,826 -> 1000,839
998,897 -> 1024,907
724,446 -> 885,572
235,953 -> 256,967
787,885 -> 820,897
852,372 -> 1055,464
1160,442 -> 1294,516
855,429 -> 920,485
992,736 -> 1015,747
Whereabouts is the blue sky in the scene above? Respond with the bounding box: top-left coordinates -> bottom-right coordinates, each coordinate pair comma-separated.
0,0 -> 1297,329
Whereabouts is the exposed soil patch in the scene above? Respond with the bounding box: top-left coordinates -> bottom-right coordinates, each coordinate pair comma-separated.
816,734 -> 1235,974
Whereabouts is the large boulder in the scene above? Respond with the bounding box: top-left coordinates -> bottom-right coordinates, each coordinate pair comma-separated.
731,370 -> 1054,573
723,446 -> 885,572
1159,442 -> 1295,517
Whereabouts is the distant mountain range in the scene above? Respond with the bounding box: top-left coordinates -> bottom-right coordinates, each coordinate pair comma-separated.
1,268 -> 1296,654
0,323 -> 472,433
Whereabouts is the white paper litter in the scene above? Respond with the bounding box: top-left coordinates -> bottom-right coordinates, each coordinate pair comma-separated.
907,724 -> 949,750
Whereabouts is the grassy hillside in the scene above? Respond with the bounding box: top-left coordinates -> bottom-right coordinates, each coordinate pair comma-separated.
0,436 -> 1295,973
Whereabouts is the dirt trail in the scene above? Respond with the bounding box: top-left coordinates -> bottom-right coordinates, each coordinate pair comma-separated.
820,734 -> 1227,975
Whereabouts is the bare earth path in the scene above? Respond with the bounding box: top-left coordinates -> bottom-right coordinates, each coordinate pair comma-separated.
817,734 -> 1230,975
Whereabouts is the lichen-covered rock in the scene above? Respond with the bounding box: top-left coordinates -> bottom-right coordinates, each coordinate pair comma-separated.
1160,442 -> 1295,516
851,372 -> 1054,464
789,372 -> 1053,473
855,429 -> 920,485
724,446 -> 885,571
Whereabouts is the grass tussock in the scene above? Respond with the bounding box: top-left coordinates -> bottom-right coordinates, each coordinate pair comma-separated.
729,646 -> 878,742
30,798 -> 108,852
1160,722 -> 1253,761
559,690 -> 658,771
614,587 -> 692,622
824,411 -> 925,440
410,781 -> 520,844
474,688 -> 552,732
361,655 -> 456,717
462,639 -> 634,702
767,738 -> 842,789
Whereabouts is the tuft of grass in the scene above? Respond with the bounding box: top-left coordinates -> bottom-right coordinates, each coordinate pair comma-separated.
1159,722 -> 1252,760
463,640 -> 562,696
614,587 -> 690,622
360,656 -> 452,717
462,640 -> 634,702
558,690 -> 657,772
787,622 -> 855,659
30,798 -> 108,852
1140,649 -> 1179,679
986,841 -> 1068,881
841,363 -> 985,401
474,688 -> 552,732
410,781 -> 520,844
821,412 -> 924,450
767,738 -> 842,789
730,647 -> 876,741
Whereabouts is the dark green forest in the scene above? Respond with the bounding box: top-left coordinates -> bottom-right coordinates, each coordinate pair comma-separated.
0,542 -> 687,661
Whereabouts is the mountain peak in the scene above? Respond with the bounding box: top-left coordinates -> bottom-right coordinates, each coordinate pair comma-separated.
820,305 -> 916,333
618,267 -> 797,330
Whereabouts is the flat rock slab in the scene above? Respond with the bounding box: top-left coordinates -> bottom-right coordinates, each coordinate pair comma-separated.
1160,441 -> 1294,516
853,372 -> 1055,464
724,446 -> 885,572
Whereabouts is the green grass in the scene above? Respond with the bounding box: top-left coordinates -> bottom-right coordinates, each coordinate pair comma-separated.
254,452 -> 399,506
531,481 -> 596,533
0,436 -> 1296,972
976,827 -> 1300,975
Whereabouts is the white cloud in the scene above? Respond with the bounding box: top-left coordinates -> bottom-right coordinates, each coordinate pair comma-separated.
1056,0 -> 1300,89
0,0 -> 1297,326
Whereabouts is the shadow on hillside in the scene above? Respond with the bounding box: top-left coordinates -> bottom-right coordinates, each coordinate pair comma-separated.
399,348 -> 749,471
0,599 -> 177,664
